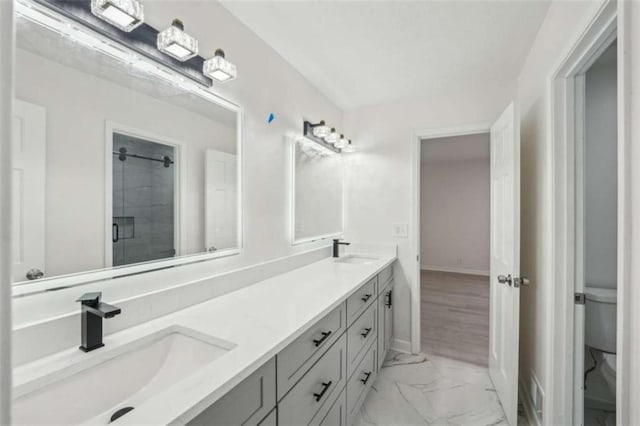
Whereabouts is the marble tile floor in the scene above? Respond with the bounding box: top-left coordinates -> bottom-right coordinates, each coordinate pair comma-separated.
354,352 -> 529,426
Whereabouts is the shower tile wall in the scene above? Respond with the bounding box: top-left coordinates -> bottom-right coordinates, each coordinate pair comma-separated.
113,133 -> 175,267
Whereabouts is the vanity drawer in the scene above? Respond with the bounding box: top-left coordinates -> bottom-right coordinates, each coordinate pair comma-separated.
187,358 -> 276,426
258,409 -> 277,426
377,264 -> 393,294
279,334 -> 347,426
312,388 -> 347,426
346,277 -> 377,325
346,340 -> 377,426
347,301 -> 377,378
277,303 -> 346,400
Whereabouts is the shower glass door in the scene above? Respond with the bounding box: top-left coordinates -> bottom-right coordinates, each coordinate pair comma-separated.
112,132 -> 176,267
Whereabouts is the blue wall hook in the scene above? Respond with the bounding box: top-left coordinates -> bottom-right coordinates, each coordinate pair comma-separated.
267,113 -> 275,124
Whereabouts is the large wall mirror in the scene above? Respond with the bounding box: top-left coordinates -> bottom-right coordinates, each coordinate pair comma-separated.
292,138 -> 344,244
12,2 -> 242,291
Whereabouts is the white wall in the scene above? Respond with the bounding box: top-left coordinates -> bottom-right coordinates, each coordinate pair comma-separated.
0,0 -> 14,422
515,1 -> 605,423
584,44 -> 617,289
420,134 -> 490,274
343,83 -> 514,348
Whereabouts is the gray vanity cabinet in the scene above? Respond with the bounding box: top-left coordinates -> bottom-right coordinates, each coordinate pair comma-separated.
189,262 -> 394,426
377,278 -> 394,370
187,357 -> 276,426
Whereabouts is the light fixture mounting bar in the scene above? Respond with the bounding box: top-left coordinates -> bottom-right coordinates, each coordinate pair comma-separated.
303,121 -> 341,153
31,0 -> 213,87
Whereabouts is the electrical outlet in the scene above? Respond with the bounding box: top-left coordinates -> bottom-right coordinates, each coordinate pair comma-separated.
392,223 -> 409,238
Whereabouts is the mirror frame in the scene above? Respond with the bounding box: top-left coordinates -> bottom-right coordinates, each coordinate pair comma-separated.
13,0 -> 244,297
290,136 -> 344,246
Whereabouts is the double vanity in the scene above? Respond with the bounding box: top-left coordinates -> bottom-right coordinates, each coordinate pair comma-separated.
13,252 -> 396,425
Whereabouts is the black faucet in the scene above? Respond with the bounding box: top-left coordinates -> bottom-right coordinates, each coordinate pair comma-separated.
76,292 -> 121,352
332,239 -> 351,258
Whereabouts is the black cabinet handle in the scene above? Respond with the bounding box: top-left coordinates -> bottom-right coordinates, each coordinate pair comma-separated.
361,327 -> 372,338
313,381 -> 332,402
313,331 -> 332,347
361,294 -> 372,303
360,371 -> 372,385
112,223 -> 119,243
386,290 -> 393,308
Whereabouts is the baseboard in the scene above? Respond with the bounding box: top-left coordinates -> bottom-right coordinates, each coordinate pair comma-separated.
519,376 -> 542,426
390,338 -> 412,354
421,265 -> 490,276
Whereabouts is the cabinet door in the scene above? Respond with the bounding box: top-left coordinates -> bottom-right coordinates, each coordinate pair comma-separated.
377,281 -> 394,369
187,358 -> 276,426
384,283 -> 393,355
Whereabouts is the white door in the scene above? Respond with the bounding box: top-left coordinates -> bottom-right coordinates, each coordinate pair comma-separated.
205,150 -> 237,252
12,100 -> 46,282
489,102 -> 521,425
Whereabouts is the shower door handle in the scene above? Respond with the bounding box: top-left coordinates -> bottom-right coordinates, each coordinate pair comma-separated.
112,223 -> 119,243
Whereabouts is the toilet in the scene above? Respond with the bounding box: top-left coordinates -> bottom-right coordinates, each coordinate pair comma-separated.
584,286 -> 617,396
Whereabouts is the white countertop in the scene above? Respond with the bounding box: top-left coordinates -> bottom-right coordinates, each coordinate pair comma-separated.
13,248 -> 396,425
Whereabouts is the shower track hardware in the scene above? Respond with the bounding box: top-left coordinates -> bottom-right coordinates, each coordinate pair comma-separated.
114,147 -> 174,167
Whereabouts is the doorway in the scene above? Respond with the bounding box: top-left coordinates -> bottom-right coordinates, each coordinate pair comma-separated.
419,133 -> 491,366
577,41 -> 618,426
109,130 -> 179,268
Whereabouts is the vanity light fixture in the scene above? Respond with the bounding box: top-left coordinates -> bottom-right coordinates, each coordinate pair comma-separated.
309,120 -> 330,138
303,121 -> 340,153
335,134 -> 348,149
90,0 -> 144,32
325,128 -> 340,145
203,49 -> 237,82
157,18 -> 198,61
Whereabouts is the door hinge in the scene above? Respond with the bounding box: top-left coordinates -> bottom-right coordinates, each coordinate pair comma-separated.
575,292 -> 585,305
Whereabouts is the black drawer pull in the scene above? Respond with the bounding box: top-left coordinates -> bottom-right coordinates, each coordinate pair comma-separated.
385,290 -> 393,308
313,331 -> 332,347
313,381 -> 332,402
360,371 -> 372,385
361,327 -> 372,338
361,294 -> 372,303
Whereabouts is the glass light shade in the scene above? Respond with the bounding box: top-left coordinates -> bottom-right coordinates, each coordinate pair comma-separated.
203,49 -> 237,82
91,0 -> 144,32
335,135 -> 348,149
157,19 -> 198,61
342,140 -> 355,153
325,128 -> 339,144
312,121 -> 330,138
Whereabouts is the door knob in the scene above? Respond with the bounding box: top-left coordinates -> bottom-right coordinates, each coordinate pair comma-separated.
514,277 -> 530,288
26,268 -> 44,280
497,274 -> 512,286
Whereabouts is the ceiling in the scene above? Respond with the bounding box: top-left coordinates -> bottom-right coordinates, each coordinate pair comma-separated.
220,1 -> 551,109
421,133 -> 489,163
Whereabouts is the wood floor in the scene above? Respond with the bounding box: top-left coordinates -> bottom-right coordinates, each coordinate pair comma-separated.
421,270 -> 490,366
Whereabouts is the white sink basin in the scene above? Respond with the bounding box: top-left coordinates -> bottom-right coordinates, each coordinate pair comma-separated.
334,255 -> 379,265
13,326 -> 235,425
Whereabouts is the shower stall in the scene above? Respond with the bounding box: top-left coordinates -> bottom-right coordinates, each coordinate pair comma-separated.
112,132 -> 176,267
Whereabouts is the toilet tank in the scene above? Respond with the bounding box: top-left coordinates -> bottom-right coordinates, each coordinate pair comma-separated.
584,286 -> 617,353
